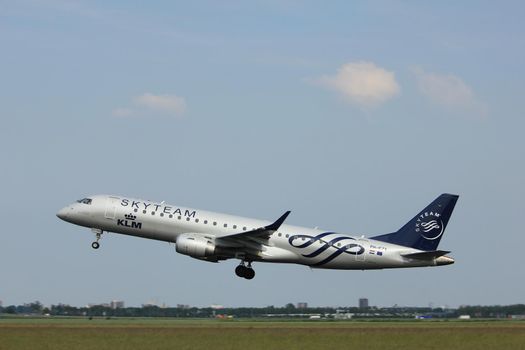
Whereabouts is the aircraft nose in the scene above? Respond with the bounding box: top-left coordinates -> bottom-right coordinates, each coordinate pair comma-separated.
56,207 -> 69,221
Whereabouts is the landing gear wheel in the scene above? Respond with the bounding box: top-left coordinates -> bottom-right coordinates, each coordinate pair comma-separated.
235,262 -> 256,279
244,268 -> 255,280
235,265 -> 247,278
91,228 -> 103,250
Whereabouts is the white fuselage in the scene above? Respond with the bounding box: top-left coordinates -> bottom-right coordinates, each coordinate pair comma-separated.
57,194 -> 453,271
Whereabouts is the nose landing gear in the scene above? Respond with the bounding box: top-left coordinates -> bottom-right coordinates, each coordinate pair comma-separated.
91,228 -> 103,249
235,261 -> 255,280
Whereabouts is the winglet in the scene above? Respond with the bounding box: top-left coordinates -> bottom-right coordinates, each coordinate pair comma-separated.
217,210 -> 292,241
265,211 -> 291,232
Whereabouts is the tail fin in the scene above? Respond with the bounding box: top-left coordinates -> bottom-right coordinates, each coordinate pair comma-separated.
371,194 -> 459,251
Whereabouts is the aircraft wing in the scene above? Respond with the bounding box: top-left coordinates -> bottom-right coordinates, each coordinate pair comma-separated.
216,211 -> 291,245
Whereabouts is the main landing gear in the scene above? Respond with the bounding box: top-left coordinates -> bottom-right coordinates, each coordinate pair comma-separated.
91,228 -> 103,250
235,261 -> 255,280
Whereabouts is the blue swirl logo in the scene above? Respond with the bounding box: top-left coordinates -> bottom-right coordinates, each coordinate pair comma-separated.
288,232 -> 365,266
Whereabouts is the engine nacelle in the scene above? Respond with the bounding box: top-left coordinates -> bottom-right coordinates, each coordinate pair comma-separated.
175,233 -> 217,260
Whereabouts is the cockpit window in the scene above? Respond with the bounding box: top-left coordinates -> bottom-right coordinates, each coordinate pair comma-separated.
76,198 -> 92,205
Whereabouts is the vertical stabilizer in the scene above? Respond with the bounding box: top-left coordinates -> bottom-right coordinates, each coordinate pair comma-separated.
371,194 -> 459,251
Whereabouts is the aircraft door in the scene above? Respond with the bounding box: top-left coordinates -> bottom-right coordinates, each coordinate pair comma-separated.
355,239 -> 368,261
105,196 -> 119,219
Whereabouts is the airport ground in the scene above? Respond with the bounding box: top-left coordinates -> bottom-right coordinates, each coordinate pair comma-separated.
1,317 -> 524,350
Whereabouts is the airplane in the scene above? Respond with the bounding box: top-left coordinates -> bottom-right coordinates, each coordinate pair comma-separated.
57,193 -> 459,279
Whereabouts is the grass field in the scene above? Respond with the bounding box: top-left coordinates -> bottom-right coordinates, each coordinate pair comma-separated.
1,318 -> 524,350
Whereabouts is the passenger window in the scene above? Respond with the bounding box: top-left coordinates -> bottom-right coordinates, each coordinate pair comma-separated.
224,223 -> 228,228
143,210 -> 147,214
278,233 -> 282,237
186,217 -> 190,221
243,227 -> 247,231
195,219 -> 199,223
233,225 -> 237,229
204,220 -> 208,224
151,212 -> 155,215
134,209 -> 138,213
178,216 -> 181,220
160,213 -> 164,217
169,214 -> 173,218
213,222 -> 217,226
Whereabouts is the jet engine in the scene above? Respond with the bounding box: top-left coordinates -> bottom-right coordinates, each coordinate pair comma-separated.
175,233 -> 217,261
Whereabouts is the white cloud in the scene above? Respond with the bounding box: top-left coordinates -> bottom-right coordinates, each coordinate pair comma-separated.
112,107 -> 134,117
413,68 -> 486,115
135,93 -> 186,114
112,92 -> 186,118
317,61 -> 400,107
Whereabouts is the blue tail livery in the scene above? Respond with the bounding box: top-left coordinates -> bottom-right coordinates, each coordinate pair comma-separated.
371,193 -> 459,251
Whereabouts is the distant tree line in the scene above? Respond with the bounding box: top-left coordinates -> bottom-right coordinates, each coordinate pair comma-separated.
1,302 -> 524,319
455,304 -> 525,318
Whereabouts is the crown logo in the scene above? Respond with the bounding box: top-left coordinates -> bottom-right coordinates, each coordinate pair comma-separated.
125,213 -> 136,220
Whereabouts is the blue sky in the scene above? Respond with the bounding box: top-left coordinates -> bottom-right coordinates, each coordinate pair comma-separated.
1,1 -> 524,308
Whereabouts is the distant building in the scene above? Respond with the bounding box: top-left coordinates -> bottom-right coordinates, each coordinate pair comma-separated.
510,315 -> 525,320
176,304 -> 191,309
110,300 -> 125,309
334,310 -> 353,319
359,298 -> 369,309
88,303 -> 110,308
297,302 -> 308,309
142,300 -> 167,308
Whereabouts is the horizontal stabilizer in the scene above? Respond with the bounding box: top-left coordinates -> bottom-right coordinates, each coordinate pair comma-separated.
402,250 -> 451,260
